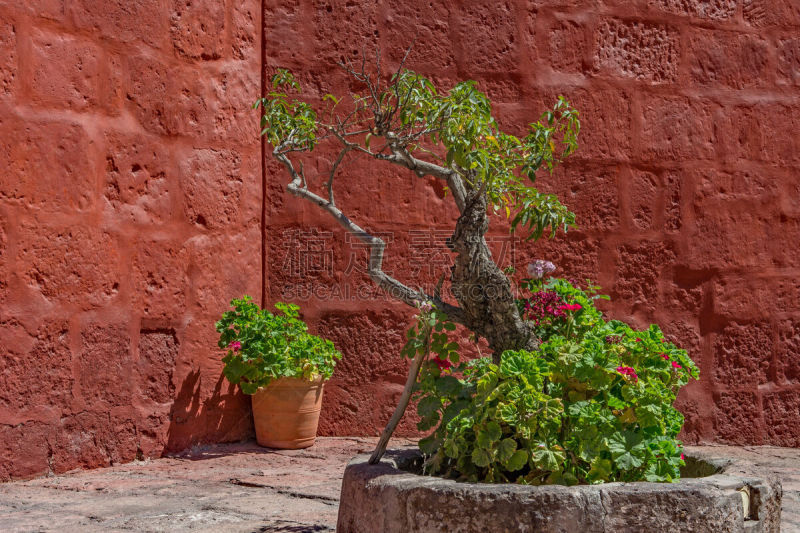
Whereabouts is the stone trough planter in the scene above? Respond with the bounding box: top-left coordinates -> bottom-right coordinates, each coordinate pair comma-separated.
337,447 -> 781,533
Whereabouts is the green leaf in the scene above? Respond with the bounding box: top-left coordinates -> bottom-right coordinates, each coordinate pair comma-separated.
531,446 -> 565,471
472,447 -> 492,467
417,396 -> 442,418
497,438 -> 517,463
505,449 -> 529,472
419,435 -> 441,455
477,421 -> 502,447
587,458 -> 612,483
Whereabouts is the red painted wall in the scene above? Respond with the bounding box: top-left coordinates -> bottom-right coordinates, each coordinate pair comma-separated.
1,0 -> 799,481
0,0 -> 262,480
265,0 -> 800,447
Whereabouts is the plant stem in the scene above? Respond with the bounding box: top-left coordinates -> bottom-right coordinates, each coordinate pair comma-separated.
368,345 -> 428,464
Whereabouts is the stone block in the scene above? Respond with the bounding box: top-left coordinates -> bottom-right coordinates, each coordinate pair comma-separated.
187,230 -> 261,316
170,0 -> 226,60
713,391 -> 764,445
639,96 -> 715,161
0,113 -> 93,211
180,148 -> 244,230
28,29 -> 112,111
312,0 -> 379,66
763,390 -> 800,446
716,104 -> 800,166
688,31 -> 770,89
593,19 -> 679,83
132,239 -> 188,319
547,20 -> 586,73
78,323 -> 133,407
137,329 -> 179,404
648,0 -> 736,20
17,224 -> 120,308
0,318 -> 73,414
103,131 -> 172,225
529,87 -> 632,160
209,66 -> 260,144
714,276 -> 800,320
231,0 -> 258,60
315,310 -> 410,385
50,411 -> 139,472
0,217 -> 7,304
713,322 -> 772,389
614,241 -> 675,304
775,320 -> 800,384
0,19 -> 17,96
539,163 -> 619,233
0,423 -> 50,481
456,1 -> 520,74
383,2 -> 455,71
67,0 -> 168,47
778,38 -> 800,86
743,0 -> 800,28
125,55 -> 209,137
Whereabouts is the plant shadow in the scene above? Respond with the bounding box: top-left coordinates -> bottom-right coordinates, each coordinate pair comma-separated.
164,369 -> 254,455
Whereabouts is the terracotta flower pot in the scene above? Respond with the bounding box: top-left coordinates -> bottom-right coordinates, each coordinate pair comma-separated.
251,376 -> 325,449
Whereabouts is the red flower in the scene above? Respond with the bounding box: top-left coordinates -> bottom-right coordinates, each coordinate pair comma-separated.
635,338 -> 642,342
680,453 -> 685,461
660,353 -> 670,360
671,361 -> 682,370
228,341 -> 242,352
616,366 -> 638,382
433,356 -> 453,370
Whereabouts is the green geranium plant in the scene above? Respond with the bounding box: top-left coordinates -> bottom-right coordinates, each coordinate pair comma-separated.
215,296 -> 341,394
255,51 -> 698,484
410,275 -> 698,485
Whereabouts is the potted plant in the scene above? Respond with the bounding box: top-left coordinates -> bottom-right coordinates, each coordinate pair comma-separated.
215,296 -> 342,449
246,54 -> 779,530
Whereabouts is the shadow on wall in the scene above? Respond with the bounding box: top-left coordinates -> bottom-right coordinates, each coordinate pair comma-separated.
165,370 -> 254,453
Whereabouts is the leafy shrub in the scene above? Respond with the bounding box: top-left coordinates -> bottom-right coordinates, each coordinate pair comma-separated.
411,277 -> 698,485
216,296 -> 341,394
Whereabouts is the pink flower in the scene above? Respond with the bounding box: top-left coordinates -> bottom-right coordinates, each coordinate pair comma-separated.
660,353 -> 670,360
433,356 -> 453,371
228,341 -> 242,352
418,301 -> 433,313
616,366 -> 638,382
635,338 -> 642,342
680,453 -> 685,461
671,361 -> 682,369
527,260 -> 557,279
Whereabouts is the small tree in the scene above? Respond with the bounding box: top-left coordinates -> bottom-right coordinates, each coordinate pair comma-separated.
259,59 -> 579,358
257,54 -> 697,482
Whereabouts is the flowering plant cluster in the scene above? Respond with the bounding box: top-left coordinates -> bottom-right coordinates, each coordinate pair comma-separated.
215,296 -> 341,394
409,270 -> 698,485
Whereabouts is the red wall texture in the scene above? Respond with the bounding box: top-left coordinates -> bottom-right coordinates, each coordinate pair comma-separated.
1,0 -> 799,481
0,0 -> 262,480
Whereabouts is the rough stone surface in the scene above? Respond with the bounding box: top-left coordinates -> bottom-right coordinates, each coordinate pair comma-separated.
0,439 -> 796,532
0,0 -> 261,479
338,446 -> 784,533
593,19 -> 679,83
1,0 -> 800,480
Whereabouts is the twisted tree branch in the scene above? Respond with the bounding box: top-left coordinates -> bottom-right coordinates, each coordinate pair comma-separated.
273,144 -> 465,323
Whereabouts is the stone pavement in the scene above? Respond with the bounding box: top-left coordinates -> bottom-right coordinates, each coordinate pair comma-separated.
0,438 -> 797,532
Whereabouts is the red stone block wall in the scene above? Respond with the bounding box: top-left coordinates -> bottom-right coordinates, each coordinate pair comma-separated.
0,0 -> 262,480
264,0 -> 800,447
1,0 -> 799,481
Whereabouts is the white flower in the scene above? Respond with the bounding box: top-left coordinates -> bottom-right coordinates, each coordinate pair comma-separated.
527,260 -> 556,279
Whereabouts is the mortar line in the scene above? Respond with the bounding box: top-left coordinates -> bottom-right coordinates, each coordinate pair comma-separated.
260,0 -> 268,309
